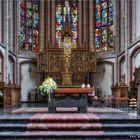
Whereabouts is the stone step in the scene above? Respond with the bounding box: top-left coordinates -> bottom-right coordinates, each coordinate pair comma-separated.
27,123 -> 140,131
0,115 -> 30,124
0,107 -> 140,139
27,123 -> 102,130
0,124 -> 27,131
0,131 -> 140,139
100,118 -> 140,124
28,113 -> 140,124
26,123 -> 140,131
0,114 -> 140,124
0,122 -> 140,132
0,118 -> 28,124
29,117 -> 140,124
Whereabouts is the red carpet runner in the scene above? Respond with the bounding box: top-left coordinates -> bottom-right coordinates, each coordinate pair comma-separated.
25,113 -> 103,136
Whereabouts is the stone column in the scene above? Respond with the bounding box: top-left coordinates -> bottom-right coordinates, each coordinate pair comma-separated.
89,0 -> 94,51
16,0 -> 20,85
44,1 -> 48,51
120,0 -> 125,51
8,0 -> 13,51
83,0 -> 88,48
137,81 -> 140,115
51,1 -> 56,47
4,1 -> 9,83
39,0 -> 44,51
114,0 -> 119,84
124,0 -> 129,85
132,0 -> 136,42
47,0 -> 51,48
0,1 -> 2,42
78,0 -> 82,48
13,0 -> 19,85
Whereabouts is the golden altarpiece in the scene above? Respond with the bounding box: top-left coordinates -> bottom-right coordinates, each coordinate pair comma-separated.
37,18 -> 96,85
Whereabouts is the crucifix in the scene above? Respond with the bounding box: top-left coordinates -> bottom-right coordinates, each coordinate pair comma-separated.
61,36 -> 74,85
60,15 -> 75,85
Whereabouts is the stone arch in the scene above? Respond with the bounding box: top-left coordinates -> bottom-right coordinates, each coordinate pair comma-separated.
130,45 -> 140,81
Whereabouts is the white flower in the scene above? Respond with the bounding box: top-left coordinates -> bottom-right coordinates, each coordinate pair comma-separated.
39,77 -> 57,95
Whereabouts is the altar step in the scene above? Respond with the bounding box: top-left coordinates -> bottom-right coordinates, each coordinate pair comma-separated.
0,123 -> 140,132
0,131 -> 140,140
0,113 -> 140,139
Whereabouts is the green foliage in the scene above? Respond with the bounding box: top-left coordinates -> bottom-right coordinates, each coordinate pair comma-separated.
39,77 -> 57,95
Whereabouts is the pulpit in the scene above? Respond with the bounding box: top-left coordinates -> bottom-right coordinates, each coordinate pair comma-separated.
130,67 -> 140,99
0,81 -> 21,107
112,80 -> 128,108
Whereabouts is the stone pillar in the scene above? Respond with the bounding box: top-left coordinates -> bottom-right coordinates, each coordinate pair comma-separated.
83,0 -> 88,48
89,0 -> 94,51
137,81 -> 140,115
8,0 -> 13,51
13,0 -> 19,85
51,1 -> 56,47
39,0 -> 44,51
16,0 -> 20,85
120,0 -> 125,51
78,0 -> 82,48
0,1 -> 2,42
124,0 -> 129,85
47,0 -> 51,48
114,0 -> 119,84
132,0 -> 136,42
4,1 -> 9,83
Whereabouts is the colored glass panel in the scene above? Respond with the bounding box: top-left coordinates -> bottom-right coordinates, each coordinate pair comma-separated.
101,2 -> 107,9
96,4 -> 101,11
56,0 -> 78,45
96,19 -> 101,28
94,0 -> 113,52
96,11 -> 101,19
19,0 -> 40,52
95,29 -> 101,35
95,36 -> 101,44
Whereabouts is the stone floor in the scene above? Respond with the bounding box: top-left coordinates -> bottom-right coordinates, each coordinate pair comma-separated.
0,102 -> 137,116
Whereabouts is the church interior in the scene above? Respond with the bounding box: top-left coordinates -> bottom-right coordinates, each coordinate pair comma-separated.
0,0 -> 140,139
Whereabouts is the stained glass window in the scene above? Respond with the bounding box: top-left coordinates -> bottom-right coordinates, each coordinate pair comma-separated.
95,0 -> 113,52
19,0 -> 40,52
56,0 -> 78,46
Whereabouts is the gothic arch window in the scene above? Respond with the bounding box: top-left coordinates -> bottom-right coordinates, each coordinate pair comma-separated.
56,0 -> 78,46
94,0 -> 113,52
130,47 -> 140,81
19,0 -> 40,52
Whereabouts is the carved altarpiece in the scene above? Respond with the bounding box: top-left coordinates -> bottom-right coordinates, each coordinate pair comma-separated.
37,18 -> 96,85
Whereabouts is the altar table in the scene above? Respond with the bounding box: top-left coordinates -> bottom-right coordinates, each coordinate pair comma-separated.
48,88 -> 94,113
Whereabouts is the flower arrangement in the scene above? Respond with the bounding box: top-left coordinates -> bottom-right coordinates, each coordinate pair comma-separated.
39,77 -> 57,101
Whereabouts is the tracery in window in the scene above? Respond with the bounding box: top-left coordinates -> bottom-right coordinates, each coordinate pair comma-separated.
94,0 -> 113,52
56,0 -> 78,46
19,0 -> 40,52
